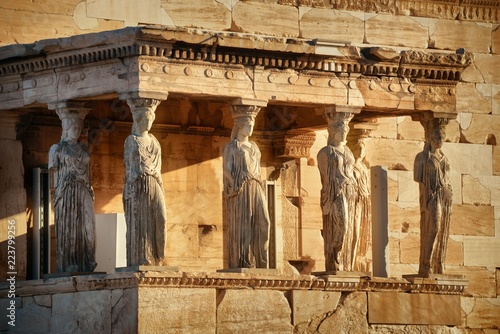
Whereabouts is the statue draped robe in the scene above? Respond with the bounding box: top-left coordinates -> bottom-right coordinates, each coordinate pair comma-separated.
123,134 -> 167,266
317,145 -> 356,272
352,160 -> 372,272
223,140 -> 270,269
414,150 -> 452,276
49,140 -> 97,273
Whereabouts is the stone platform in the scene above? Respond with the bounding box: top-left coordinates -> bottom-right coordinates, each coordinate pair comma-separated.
0,271 -> 468,333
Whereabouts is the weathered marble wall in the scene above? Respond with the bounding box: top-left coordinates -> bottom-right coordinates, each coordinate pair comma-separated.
361,117 -> 500,329
0,114 -> 27,281
0,0 -> 499,331
0,272 -> 472,333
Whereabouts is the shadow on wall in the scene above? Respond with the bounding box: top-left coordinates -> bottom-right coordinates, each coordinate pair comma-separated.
13,99 -> 250,275
14,98 -> 327,276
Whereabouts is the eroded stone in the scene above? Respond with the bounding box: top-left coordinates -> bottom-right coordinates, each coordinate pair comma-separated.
369,292 -> 461,325
217,289 -> 292,334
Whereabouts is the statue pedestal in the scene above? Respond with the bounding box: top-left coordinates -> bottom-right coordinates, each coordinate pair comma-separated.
117,265 -> 180,272
1,270 -> 470,333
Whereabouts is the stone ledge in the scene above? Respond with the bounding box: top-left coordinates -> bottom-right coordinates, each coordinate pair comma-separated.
0,26 -> 472,84
0,271 -> 468,298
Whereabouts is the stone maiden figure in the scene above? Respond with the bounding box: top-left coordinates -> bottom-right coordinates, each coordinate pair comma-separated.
123,98 -> 167,267
317,111 -> 356,273
223,108 -> 270,269
49,108 -> 97,273
350,139 -> 372,272
414,117 -> 452,276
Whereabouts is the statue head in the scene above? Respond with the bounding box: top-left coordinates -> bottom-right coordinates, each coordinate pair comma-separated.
229,105 -> 260,141
56,108 -> 89,142
429,120 -> 447,150
131,108 -> 156,135
350,140 -> 366,162
231,116 -> 255,140
127,98 -> 160,135
420,115 -> 449,152
325,112 -> 353,146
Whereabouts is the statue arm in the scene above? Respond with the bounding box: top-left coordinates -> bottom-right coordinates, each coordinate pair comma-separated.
414,152 -> 424,184
223,144 -> 236,196
123,137 -> 136,198
48,144 -> 60,192
48,144 -> 59,171
251,141 -> 265,186
123,136 -> 139,178
317,148 -> 331,214
317,149 -> 327,181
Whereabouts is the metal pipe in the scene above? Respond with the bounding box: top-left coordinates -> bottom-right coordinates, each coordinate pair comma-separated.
32,168 -> 41,280
42,169 -> 51,274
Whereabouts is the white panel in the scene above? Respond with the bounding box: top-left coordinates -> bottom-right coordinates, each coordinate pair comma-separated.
95,213 -> 127,273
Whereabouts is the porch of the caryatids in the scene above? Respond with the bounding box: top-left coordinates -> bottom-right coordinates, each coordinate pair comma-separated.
121,95 -> 168,268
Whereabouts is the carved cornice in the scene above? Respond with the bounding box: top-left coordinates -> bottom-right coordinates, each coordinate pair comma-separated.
0,272 -> 467,297
328,0 -> 500,23
278,0 -> 326,7
140,274 -> 465,295
0,27 -> 471,87
0,43 -> 140,77
273,130 -> 317,158
400,50 -> 473,82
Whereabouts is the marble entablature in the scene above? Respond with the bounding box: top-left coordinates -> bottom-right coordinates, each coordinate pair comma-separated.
0,271 -> 467,298
0,26 -> 471,121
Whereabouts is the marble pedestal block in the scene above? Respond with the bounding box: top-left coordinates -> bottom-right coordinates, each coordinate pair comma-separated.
0,271 -> 469,333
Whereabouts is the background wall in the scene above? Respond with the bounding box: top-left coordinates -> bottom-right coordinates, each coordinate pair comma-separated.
1,0 -> 499,330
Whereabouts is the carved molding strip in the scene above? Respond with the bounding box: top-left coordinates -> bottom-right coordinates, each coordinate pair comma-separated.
87,274 -> 468,295
278,0 -> 326,7
0,44 -> 140,77
0,31 -> 472,86
400,50 -> 473,81
0,272 -> 467,297
274,130 -> 317,158
328,0 -> 500,23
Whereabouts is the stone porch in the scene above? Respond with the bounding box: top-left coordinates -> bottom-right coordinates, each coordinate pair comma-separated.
0,270 -> 467,333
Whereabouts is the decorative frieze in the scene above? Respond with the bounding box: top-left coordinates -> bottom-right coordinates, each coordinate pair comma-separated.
0,27 -> 471,87
278,0 -> 327,7
273,130 -> 317,158
0,26 -> 473,114
0,271 -> 468,297
400,50 -> 473,82
329,0 -> 500,23
0,44 -> 139,77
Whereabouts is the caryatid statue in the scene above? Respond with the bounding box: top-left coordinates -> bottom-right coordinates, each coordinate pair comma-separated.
123,98 -> 167,267
49,103 -> 97,273
317,110 -> 357,273
414,115 -> 452,277
223,104 -> 270,269
349,137 -> 372,273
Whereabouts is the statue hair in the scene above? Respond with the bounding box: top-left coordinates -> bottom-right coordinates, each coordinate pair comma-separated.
230,116 -> 254,140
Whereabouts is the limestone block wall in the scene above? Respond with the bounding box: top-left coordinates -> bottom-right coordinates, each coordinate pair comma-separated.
0,0 -> 499,331
361,119 -> 500,330
0,272 -> 470,333
1,287 -> 471,334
